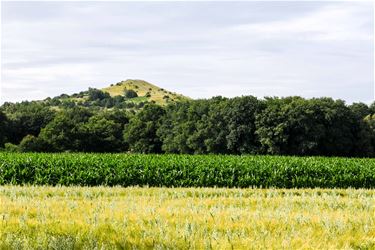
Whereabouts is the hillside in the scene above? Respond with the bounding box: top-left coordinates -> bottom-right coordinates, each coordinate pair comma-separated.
27,79 -> 191,110
102,79 -> 189,105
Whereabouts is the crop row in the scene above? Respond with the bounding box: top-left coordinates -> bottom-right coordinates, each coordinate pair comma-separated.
0,153 -> 374,188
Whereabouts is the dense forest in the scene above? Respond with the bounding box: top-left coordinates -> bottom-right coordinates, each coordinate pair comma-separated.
1,86 -> 375,157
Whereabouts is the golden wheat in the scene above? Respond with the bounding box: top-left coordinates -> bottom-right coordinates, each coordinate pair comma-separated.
0,186 -> 374,249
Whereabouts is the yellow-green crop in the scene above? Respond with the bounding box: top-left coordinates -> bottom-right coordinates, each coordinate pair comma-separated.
1,186 -> 374,249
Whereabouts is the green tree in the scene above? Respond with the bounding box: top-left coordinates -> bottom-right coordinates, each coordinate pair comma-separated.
348,103 -> 373,157
4,143 -> 19,152
157,101 -> 193,153
158,96 -> 262,154
2,102 -> 55,144
124,89 -> 138,99
255,97 -> 357,156
157,100 -> 207,154
124,104 -> 165,153
84,110 -> 129,152
38,107 -> 92,152
87,88 -> 111,101
19,135 -> 44,152
349,102 -> 370,119
0,111 -> 8,147
224,96 -> 263,154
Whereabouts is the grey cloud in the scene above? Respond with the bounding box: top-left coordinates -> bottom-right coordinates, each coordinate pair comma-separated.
1,1 -> 373,104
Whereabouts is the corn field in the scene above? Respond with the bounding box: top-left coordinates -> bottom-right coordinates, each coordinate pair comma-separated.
0,153 -> 375,188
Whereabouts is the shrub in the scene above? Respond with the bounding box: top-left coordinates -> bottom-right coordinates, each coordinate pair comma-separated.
124,90 -> 138,99
4,143 -> 19,152
19,135 -> 41,152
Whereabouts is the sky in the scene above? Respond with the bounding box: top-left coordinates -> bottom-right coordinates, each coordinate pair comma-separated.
1,1 -> 374,104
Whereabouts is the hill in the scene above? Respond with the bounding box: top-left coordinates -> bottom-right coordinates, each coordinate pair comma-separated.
102,79 -> 189,105
30,79 -> 191,110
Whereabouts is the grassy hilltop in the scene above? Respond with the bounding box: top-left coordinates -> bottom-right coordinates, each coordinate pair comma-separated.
102,79 -> 189,105
26,79 -> 191,110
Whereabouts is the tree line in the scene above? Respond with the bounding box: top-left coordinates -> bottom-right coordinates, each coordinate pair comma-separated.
1,95 -> 375,157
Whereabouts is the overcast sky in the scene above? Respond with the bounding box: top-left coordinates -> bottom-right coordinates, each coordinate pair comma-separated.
1,1 -> 374,103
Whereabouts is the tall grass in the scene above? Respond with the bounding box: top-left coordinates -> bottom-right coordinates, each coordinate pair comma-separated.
1,186 -> 374,249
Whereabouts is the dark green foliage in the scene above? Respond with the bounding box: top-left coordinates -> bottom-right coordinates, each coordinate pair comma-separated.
157,101 -> 203,154
1,93 -> 375,156
1,153 -> 375,188
157,96 -> 263,154
59,94 -> 69,99
124,90 -> 138,98
224,96 -> 263,154
255,97 -> 360,156
44,88 -> 128,109
137,102 -> 146,109
124,104 -> 165,153
363,115 -> 375,154
1,102 -> 55,144
369,102 -> 375,114
349,102 -> 371,119
112,96 -> 126,107
19,135 -> 44,152
49,98 -> 62,106
3,143 -> 19,152
38,107 -> 92,152
61,100 -> 76,108
38,108 -> 129,152
83,110 -> 129,152
87,88 -> 111,101
125,102 -> 135,108
157,96 -> 374,157
0,111 -> 8,147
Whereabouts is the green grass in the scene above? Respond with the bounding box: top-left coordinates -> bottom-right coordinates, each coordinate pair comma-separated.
102,79 -> 189,105
128,96 -> 148,104
1,153 -> 374,188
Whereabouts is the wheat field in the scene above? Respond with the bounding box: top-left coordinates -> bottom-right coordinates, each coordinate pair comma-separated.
0,186 -> 374,249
